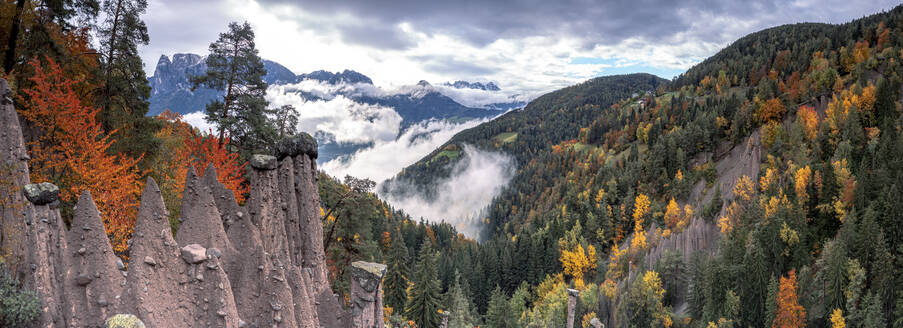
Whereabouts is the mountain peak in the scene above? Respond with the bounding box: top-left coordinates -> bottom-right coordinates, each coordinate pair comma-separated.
444,80 -> 501,91
170,53 -> 203,67
298,69 -> 373,85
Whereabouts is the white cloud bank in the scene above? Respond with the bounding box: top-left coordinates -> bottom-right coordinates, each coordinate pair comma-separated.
179,80 -> 517,239
267,84 -> 402,144
380,145 -> 515,239
182,111 -> 217,133
320,118 -> 488,183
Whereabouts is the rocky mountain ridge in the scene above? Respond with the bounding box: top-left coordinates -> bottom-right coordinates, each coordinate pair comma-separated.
148,53 -> 370,116
443,80 -> 500,91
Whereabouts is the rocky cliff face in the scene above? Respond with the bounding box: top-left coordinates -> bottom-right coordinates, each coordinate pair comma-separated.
0,79 -> 367,327
147,53 -> 301,116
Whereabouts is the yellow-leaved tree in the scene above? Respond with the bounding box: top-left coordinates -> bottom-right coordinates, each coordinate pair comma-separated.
794,166 -> 811,205
830,309 -> 845,328
631,194 -> 651,251
560,244 -> 597,288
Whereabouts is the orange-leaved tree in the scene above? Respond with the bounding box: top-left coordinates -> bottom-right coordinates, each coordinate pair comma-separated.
152,110 -> 249,207
19,57 -> 143,255
797,105 -> 819,142
773,270 -> 805,328
183,129 -> 248,204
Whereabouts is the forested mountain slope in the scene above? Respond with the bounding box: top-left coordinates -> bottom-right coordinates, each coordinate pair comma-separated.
365,5 -> 903,328
382,73 -> 667,200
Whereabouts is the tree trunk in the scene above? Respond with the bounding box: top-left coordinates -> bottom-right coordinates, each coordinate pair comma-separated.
3,0 -> 27,74
101,0 -> 123,132
218,37 -> 240,143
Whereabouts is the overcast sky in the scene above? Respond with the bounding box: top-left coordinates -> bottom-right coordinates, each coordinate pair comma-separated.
140,0 -> 898,94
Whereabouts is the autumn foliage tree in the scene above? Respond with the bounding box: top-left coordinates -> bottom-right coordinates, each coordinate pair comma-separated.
758,98 -> 786,123
18,57 -> 143,254
559,244 -> 597,288
150,110 -> 249,224
631,194 -> 651,251
797,105 -> 818,142
772,270 -> 805,328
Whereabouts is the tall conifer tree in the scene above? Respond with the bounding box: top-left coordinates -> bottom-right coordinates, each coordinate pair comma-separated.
191,22 -> 275,155
406,239 -> 442,328
384,231 -> 410,313
96,0 -> 156,160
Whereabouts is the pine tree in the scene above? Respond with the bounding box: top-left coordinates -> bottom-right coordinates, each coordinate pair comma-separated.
274,104 -> 299,139
741,239 -> 769,327
844,259 -> 866,326
765,276 -> 779,328
2,0 -> 99,75
874,77 -> 900,129
861,292 -> 887,328
385,231 -> 410,313
447,271 -> 474,328
191,21 -> 275,155
96,0 -> 157,161
822,239 -> 848,312
485,286 -> 511,328
406,240 -> 442,328
871,232 -> 894,315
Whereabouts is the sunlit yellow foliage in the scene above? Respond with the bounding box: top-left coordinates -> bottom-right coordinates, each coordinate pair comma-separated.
716,116 -> 729,129
720,175 -> 756,233
718,206 -> 736,234
759,167 -> 778,193
832,159 -> 856,222
794,166 -> 811,205
639,270 -> 672,327
383,306 -> 394,324
642,271 -> 664,299
734,175 -> 755,202
762,121 -> 782,148
675,169 -> 683,182
780,222 -> 800,256
856,84 -> 876,114
594,188 -> 606,205
633,194 -> 651,223
560,244 -> 597,287
682,205 -> 694,228
824,85 -> 874,139
852,40 -> 870,65
607,245 -> 628,280
664,198 -> 681,230
631,227 -> 648,251
601,279 -> 618,299
762,192 -> 791,218
758,97 -> 786,123
581,312 -> 597,328
825,93 -> 849,137
534,273 -> 565,306
797,106 -> 819,141
830,309 -> 845,328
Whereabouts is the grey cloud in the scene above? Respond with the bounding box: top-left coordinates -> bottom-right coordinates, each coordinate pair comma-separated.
338,23 -> 416,50
255,0 -> 896,49
411,55 -> 499,76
